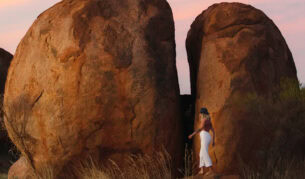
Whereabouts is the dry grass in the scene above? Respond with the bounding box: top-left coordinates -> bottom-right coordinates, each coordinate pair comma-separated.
0,136 -> 304,179
180,144 -> 195,177
76,149 -> 305,179
77,151 -> 173,179
1,95 -> 35,171
0,174 -> 7,179
241,156 -> 305,179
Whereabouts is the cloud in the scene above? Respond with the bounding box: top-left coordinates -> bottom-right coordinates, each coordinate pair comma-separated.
0,0 -> 61,53
280,18 -> 305,34
0,0 -> 32,8
168,0 -> 305,21
176,58 -> 191,94
0,28 -> 28,53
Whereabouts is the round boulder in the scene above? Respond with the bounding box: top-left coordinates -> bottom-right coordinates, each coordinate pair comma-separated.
186,2 -> 299,173
4,0 -> 182,177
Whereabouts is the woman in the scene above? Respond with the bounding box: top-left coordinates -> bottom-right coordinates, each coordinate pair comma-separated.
188,107 -> 215,176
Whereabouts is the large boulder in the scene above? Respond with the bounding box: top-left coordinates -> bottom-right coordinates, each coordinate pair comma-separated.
186,2 -> 299,173
4,0 -> 182,177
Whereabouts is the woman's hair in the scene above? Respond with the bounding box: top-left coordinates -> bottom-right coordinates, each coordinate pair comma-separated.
200,113 -> 210,120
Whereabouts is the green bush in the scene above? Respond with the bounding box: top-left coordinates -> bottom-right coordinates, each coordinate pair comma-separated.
237,78 -> 305,177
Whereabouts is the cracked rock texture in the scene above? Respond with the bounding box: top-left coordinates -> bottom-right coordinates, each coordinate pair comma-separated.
186,3 -> 298,173
4,0 -> 182,178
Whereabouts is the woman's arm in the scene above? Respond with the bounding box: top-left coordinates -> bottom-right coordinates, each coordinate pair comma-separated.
188,117 -> 206,139
188,128 -> 203,139
211,125 -> 215,146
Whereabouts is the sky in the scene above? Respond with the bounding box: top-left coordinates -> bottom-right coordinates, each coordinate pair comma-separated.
0,0 -> 304,94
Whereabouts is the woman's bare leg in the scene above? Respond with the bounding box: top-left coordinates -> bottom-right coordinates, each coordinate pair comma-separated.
205,166 -> 214,175
198,167 -> 204,174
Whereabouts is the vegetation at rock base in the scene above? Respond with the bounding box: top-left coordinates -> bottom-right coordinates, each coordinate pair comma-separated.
241,157 -> 305,179
0,140 -> 304,178
233,78 -> 305,178
240,79 -> 305,157
78,151 -> 172,179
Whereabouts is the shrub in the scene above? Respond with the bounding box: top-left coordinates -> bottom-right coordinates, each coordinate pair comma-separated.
236,78 -> 305,177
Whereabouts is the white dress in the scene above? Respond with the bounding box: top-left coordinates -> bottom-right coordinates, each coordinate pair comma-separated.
199,130 -> 212,167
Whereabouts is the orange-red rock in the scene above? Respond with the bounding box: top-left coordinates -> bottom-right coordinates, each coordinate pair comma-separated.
186,2 -> 298,173
4,0 -> 182,177
7,157 -> 34,179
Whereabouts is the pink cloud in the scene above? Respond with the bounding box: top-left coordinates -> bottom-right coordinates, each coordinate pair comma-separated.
168,0 -> 303,21
0,27 -> 28,54
168,0 -> 255,21
176,58 -> 191,94
0,0 -> 61,53
0,0 -> 32,8
280,18 -> 305,34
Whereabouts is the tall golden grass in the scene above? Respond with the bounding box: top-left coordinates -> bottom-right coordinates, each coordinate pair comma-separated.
0,151 -> 174,179
1,95 -> 36,171
78,151 -> 172,179
0,152 -> 305,179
